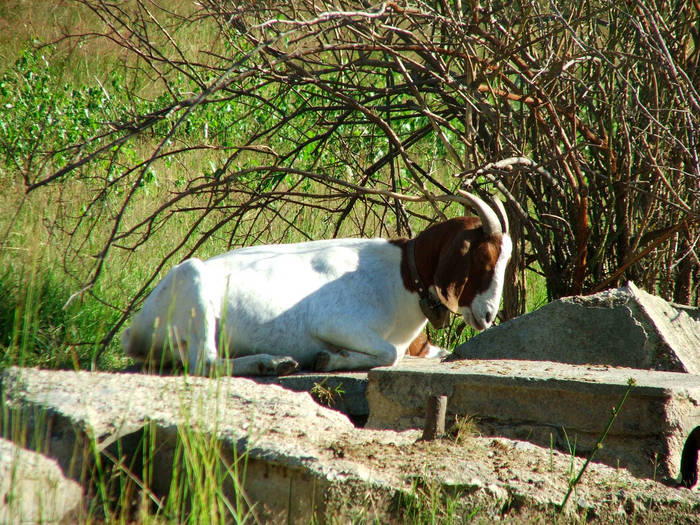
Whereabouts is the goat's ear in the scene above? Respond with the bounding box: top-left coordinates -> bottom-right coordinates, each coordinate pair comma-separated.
433,232 -> 471,313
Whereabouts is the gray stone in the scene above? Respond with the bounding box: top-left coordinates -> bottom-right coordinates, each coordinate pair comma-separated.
1,367 -> 358,524
0,437 -> 82,524
453,282 -> 700,373
1,367 -> 698,523
366,357 -> 700,483
253,372 -> 369,422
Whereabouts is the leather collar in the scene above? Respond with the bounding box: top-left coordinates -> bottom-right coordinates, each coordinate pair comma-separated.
406,239 -> 451,329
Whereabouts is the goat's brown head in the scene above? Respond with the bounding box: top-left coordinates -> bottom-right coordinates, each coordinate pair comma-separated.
415,191 -> 512,331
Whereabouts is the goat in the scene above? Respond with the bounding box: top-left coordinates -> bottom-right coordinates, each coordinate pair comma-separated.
405,332 -> 440,358
121,191 -> 512,376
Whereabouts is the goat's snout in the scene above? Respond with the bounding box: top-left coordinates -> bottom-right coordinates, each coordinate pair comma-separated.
479,309 -> 497,330
472,313 -> 490,331
472,317 -> 487,331
459,307 -> 485,331
460,298 -> 501,331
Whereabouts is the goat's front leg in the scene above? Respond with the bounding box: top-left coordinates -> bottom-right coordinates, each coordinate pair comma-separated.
406,332 -> 448,359
212,354 -> 300,376
313,338 -> 399,372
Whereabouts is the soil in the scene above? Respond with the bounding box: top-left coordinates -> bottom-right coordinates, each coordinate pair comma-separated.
322,426 -> 700,524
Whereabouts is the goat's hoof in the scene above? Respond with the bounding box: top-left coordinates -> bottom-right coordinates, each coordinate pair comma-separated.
256,357 -> 299,376
276,357 -> 299,376
313,351 -> 331,372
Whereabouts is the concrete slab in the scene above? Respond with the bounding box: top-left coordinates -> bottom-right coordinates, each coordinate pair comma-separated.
1,367 -> 359,524
366,358 -> 700,484
0,437 -> 83,524
253,372 -> 369,424
2,367 -> 698,522
453,282 -> 700,373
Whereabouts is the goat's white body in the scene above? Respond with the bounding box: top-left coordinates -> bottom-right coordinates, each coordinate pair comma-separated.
122,238 -> 429,373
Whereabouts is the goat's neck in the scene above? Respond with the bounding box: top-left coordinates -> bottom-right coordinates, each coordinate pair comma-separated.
397,218 -> 476,292
411,225 -> 453,288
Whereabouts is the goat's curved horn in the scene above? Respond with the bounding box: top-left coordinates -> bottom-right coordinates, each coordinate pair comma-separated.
457,190 -> 503,236
490,195 -> 509,235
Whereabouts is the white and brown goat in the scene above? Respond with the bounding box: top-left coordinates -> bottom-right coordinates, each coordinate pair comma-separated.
121,191 -> 511,375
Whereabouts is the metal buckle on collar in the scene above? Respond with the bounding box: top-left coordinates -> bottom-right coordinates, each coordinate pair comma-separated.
420,292 -> 451,329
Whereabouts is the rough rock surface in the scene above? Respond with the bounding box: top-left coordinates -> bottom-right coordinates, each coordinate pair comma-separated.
366,358 -> 700,484
253,371 -> 369,423
453,282 -> 700,373
0,436 -> 82,524
2,367 -> 699,523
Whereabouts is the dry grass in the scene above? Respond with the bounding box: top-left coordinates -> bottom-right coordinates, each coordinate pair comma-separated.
1,1 -> 111,77
446,415 -> 480,446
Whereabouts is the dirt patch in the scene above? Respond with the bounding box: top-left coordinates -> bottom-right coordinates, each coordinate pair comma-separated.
325,428 -> 700,523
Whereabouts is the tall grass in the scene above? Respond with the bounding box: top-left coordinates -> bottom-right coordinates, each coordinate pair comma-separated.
0,9 -> 233,367
0,179 -> 129,369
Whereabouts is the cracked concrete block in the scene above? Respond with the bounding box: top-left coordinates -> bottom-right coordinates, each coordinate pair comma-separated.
253,372 -> 369,424
1,367 -> 698,523
0,437 -> 82,524
0,367 -> 358,523
453,282 -> 700,373
366,358 -> 700,485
